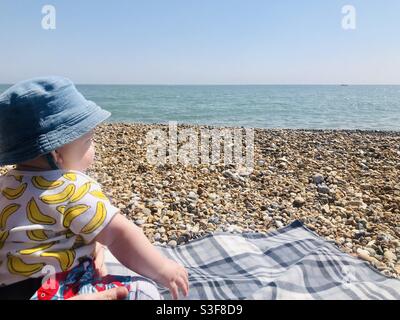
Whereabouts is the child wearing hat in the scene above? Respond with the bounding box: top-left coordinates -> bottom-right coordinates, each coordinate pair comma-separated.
0,76 -> 189,300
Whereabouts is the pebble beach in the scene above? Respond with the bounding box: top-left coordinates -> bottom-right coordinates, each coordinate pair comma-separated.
1,122 -> 399,279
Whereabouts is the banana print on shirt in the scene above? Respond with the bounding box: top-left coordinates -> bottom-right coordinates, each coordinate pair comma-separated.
40,249 -> 76,272
27,198 -> 57,225
61,204 -> 90,228
10,175 -> 23,183
7,254 -> 45,277
40,184 -> 76,204
0,203 -> 20,229
63,173 -> 77,181
31,176 -> 64,190
2,183 -> 27,200
26,229 -> 49,242
80,202 -> 107,234
0,231 -> 9,250
0,170 -> 119,286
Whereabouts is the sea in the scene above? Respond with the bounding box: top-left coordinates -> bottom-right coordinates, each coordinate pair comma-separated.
1,84 -> 399,131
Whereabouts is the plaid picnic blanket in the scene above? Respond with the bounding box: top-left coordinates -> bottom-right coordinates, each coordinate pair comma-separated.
104,220 -> 400,300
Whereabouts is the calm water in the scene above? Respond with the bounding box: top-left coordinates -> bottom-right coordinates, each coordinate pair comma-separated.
1,85 -> 400,130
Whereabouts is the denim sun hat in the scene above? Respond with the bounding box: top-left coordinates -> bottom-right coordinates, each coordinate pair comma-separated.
0,76 -> 111,165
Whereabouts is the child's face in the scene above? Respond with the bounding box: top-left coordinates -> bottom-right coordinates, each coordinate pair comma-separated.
55,129 -> 95,171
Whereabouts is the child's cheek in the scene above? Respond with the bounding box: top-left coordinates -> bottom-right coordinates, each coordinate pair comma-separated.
87,145 -> 95,165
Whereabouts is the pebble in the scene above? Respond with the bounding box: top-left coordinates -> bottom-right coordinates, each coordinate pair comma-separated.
208,216 -> 220,224
168,240 -> 177,247
177,235 -> 189,245
135,219 -> 145,226
257,160 -> 266,166
322,204 -> 330,214
357,248 -> 371,260
367,240 -> 376,247
365,247 -> 376,256
227,225 -> 243,233
293,196 -> 305,207
275,221 -> 284,228
157,227 -> 166,233
222,170 -> 245,182
141,208 -> 152,215
147,199 -> 163,208
312,174 -> 324,184
345,242 -> 353,249
188,191 -> 198,200
348,200 -> 365,208
237,167 -> 252,176
317,184 -> 330,194
278,162 -> 287,169
384,250 -> 397,262
377,233 -> 392,243
354,231 -> 366,239
200,167 -> 209,174
154,233 -> 161,241
392,240 -> 400,248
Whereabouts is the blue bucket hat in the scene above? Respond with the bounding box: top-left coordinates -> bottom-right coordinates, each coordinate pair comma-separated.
0,76 -> 111,166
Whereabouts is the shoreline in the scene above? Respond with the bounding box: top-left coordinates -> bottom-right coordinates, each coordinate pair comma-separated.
1,122 -> 399,279
104,120 -> 400,134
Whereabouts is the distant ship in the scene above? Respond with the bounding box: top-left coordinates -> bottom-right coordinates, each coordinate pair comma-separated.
340,84 -> 349,86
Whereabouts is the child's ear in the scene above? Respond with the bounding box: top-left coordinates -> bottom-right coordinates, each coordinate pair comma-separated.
50,149 -> 63,166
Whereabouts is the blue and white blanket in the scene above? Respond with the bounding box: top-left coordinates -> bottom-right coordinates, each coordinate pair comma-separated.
105,220 -> 400,300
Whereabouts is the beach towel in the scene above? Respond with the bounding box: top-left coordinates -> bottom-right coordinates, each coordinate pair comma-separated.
105,220 -> 400,300
30,258 -> 162,300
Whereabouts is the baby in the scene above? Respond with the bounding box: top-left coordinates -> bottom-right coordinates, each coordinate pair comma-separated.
0,76 -> 188,300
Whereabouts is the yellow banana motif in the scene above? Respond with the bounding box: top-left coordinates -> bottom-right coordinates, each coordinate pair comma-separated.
1,183 -> 27,200
70,182 -> 91,203
11,175 -> 23,182
31,176 -> 64,190
41,249 -> 76,271
19,241 -> 55,255
26,229 -> 48,241
27,197 -> 56,225
56,205 -> 66,214
39,184 -> 75,204
89,190 -> 108,200
80,201 -> 106,234
0,203 -> 20,229
62,204 -> 90,228
7,253 -> 45,277
0,230 -> 9,250
63,173 -> 77,181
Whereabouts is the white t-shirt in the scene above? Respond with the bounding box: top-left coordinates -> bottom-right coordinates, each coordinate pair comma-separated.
0,169 -> 119,287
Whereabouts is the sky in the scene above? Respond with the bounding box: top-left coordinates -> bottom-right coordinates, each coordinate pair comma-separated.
0,0 -> 399,84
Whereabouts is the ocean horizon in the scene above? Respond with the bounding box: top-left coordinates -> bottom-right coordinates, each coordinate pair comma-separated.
1,84 -> 399,131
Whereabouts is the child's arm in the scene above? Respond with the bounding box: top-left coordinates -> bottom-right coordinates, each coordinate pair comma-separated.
95,213 -> 189,299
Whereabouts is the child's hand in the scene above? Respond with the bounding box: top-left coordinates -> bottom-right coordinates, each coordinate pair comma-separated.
155,258 -> 189,299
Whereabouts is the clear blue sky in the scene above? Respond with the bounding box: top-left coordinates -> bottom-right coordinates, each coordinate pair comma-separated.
0,0 -> 399,84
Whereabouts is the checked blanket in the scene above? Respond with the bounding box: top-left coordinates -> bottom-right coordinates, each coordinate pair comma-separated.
105,220 -> 400,300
